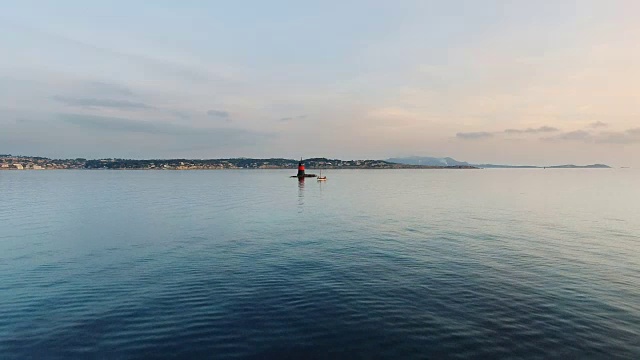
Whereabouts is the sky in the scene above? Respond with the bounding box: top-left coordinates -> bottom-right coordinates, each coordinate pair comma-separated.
1,0 -> 639,166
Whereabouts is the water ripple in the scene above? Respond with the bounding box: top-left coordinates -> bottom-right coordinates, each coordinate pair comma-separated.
1,170 -> 639,359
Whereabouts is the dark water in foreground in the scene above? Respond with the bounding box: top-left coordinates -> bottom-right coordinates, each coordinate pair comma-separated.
1,169 -> 639,359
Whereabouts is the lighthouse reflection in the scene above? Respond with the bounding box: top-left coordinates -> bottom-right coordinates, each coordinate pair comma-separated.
297,178 -> 305,210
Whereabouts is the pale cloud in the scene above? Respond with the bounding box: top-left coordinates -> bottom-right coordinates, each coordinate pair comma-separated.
207,110 -> 230,119
56,113 -> 272,151
280,115 -> 307,122
542,128 -> 640,144
452,126 -> 559,139
560,130 -> 592,140
596,128 -> 640,144
53,96 -> 152,110
59,113 -> 230,135
456,132 -> 494,140
166,109 -> 191,120
83,81 -> 133,97
504,126 -> 559,134
543,130 -> 592,142
0,107 -> 276,158
589,121 -> 608,128
364,106 -> 430,128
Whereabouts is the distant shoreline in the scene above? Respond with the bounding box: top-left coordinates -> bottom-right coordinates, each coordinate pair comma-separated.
1,166 -> 617,171
0,166 -> 480,171
0,155 -> 612,170
1,155 -> 478,170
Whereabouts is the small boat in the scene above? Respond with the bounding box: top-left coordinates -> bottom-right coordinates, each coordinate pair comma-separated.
317,169 -> 327,181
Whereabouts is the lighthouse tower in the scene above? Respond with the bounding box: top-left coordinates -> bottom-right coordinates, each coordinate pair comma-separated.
297,158 -> 306,177
291,158 -> 316,178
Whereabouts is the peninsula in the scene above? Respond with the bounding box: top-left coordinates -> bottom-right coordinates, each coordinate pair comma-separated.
0,155 -> 477,170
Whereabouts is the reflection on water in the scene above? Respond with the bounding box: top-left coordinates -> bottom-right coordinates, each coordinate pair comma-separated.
297,177 -> 305,210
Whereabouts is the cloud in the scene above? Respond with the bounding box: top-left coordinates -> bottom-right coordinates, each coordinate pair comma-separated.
543,130 -> 592,142
589,121 -> 608,128
60,113 -> 173,134
2,112 -> 273,158
456,131 -> 494,140
504,126 -> 559,134
207,109 -> 230,119
560,130 -> 591,140
57,113 -> 272,147
84,81 -> 133,96
59,113 -> 219,136
596,128 -> 640,144
455,126 -> 559,140
53,96 -> 151,109
280,115 -> 307,122
167,109 -> 191,120
11,22 -> 234,85
542,128 -> 640,144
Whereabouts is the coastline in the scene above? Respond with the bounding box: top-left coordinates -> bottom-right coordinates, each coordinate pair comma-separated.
0,166 -> 480,171
0,155 -> 612,170
0,155 -> 478,170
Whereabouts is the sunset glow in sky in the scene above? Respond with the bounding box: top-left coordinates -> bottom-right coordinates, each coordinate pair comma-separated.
2,1 -> 639,166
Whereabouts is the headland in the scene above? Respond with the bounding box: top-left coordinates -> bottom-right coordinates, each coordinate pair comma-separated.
0,155 -> 477,170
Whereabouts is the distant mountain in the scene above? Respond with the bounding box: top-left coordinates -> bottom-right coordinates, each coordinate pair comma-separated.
388,156 -> 611,169
386,156 -> 469,167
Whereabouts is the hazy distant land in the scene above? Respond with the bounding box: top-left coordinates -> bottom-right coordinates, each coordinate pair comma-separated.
387,156 -> 611,169
0,155 -> 612,170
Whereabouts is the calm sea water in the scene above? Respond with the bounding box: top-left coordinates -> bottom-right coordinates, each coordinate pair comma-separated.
1,169 -> 639,359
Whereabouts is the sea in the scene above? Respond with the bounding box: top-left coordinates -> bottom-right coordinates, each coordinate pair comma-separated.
1,169 -> 639,359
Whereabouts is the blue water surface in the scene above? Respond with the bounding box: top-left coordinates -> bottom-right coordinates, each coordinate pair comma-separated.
1,169 -> 639,359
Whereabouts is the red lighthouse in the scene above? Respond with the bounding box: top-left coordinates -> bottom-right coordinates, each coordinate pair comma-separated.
297,159 -> 306,177
291,158 -> 316,178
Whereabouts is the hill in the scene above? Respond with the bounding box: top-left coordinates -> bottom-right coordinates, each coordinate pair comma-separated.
386,156 -> 470,167
387,156 -> 611,169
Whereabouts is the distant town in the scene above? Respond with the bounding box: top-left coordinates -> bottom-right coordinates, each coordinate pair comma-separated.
0,155 -> 477,170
